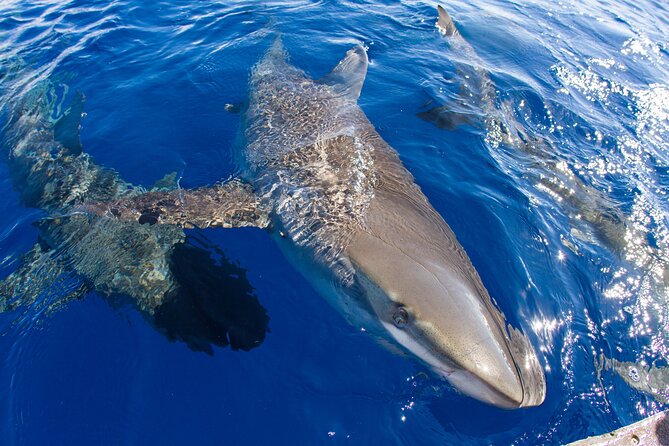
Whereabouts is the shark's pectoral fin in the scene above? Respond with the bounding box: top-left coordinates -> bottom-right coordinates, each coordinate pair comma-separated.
85,179 -> 270,230
318,45 -> 369,101
53,91 -> 85,156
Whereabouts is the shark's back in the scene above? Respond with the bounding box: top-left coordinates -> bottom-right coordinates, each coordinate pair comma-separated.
245,41 -> 361,168
244,42 -> 379,281
243,41 -> 482,286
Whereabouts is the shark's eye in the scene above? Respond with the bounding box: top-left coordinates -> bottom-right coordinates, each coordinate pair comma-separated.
392,306 -> 409,328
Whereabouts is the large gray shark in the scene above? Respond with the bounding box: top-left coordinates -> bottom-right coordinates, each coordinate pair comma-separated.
93,40 -> 546,408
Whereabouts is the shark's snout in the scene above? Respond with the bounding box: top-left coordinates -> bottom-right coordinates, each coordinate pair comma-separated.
379,312 -> 529,408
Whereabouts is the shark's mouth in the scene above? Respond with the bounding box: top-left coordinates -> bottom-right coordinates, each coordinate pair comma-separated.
381,320 -> 528,409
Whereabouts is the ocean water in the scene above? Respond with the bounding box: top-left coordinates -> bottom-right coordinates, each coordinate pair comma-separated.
1,0 -> 668,444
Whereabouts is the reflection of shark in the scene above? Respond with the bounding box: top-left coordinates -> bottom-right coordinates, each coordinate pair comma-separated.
419,5 -> 630,254
93,40 -> 546,408
0,78 -> 268,353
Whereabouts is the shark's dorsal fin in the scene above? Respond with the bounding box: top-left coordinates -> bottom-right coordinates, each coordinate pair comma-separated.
318,45 -> 368,101
436,5 -> 460,37
53,91 -> 85,156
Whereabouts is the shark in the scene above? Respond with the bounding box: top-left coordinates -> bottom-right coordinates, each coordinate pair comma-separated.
419,5 -> 631,254
0,74 -> 269,353
597,354 -> 669,405
423,4 -> 669,303
87,39 -> 547,408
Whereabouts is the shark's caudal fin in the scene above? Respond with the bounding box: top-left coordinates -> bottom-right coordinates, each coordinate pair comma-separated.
318,45 -> 369,101
53,91 -> 85,156
84,179 -> 270,230
437,5 -> 460,37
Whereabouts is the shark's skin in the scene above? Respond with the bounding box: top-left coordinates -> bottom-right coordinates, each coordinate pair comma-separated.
99,41 -> 546,408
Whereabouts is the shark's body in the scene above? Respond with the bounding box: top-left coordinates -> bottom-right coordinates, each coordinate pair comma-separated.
93,40 -> 546,408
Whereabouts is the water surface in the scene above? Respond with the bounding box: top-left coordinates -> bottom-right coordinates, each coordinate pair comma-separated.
1,0 -> 668,444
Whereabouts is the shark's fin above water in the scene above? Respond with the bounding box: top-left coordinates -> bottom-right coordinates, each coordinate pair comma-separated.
262,35 -> 288,66
318,45 -> 368,101
436,5 -> 460,37
53,91 -> 85,156
85,179 -> 270,230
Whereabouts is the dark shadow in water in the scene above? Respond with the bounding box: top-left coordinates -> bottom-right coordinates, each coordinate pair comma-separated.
153,235 -> 269,354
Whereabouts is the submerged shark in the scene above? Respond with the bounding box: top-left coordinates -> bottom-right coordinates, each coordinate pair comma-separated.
420,5 -> 631,254
424,5 -> 669,302
597,354 -> 669,405
0,74 -> 269,353
89,40 -> 546,408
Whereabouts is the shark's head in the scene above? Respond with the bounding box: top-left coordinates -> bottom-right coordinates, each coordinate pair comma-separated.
346,188 -> 546,409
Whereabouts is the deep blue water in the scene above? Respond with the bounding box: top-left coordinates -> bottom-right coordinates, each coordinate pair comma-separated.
1,0 -> 668,444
